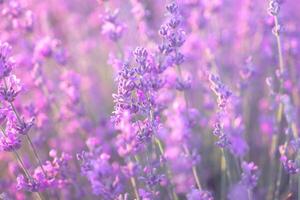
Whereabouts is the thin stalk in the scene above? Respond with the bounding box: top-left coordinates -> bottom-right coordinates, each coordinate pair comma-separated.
206,50 -> 241,184
25,134 -> 46,175
267,134 -> 279,200
3,78 -> 47,176
274,141 -> 288,200
272,12 -> 299,198
183,144 -> 202,190
234,157 -> 242,178
155,138 -> 179,200
269,11 -> 288,199
248,189 -> 253,200
274,14 -> 284,124
0,127 -> 43,200
11,101 -> 47,176
13,151 -> 31,179
221,149 -> 232,185
130,176 -> 140,200
274,164 -> 283,200
298,173 -> 300,200
291,123 -> 299,200
175,64 -> 202,189
220,149 -> 226,200
273,16 -> 284,75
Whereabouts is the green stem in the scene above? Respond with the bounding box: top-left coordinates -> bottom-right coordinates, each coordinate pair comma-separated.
175,64 -> 202,189
130,177 -> 140,200
220,149 -> 226,200
11,102 -> 47,176
3,78 -> 47,176
222,149 -> 232,185
0,127 -> 43,200
274,141 -> 288,200
274,164 -> 283,200
183,144 -> 202,190
155,138 -> 179,200
298,174 -> 300,200
270,11 -> 288,199
267,135 -> 279,200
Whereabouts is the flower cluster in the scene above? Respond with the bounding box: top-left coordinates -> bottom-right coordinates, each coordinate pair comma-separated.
279,142 -> 300,174
240,161 -> 259,189
77,139 -> 123,198
101,9 -> 125,42
17,150 -> 72,192
0,0 -> 299,199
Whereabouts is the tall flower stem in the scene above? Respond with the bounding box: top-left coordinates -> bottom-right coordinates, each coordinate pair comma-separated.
220,149 -> 226,200
175,64 -> 202,189
273,16 -> 284,123
270,5 -> 299,199
11,101 -> 47,176
268,4 -> 289,198
149,108 -> 178,200
291,123 -> 299,200
221,149 -> 232,185
130,176 -> 140,200
206,52 -> 239,191
274,144 -> 285,200
3,78 -> 47,176
154,138 -> 179,200
0,127 -> 43,200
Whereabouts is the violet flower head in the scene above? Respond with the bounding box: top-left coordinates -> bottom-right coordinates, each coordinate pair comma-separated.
240,161 -> 259,189
16,173 -> 51,192
156,1 -> 188,77
209,74 -> 233,149
0,42 -> 14,80
139,166 -> 165,189
279,144 -> 300,174
268,0 -> 281,16
0,0 -> 299,199
209,74 -> 232,109
101,9 -> 125,42
112,46 -> 162,127
16,150 -> 72,192
0,129 -> 21,152
0,74 -> 22,102
14,117 -> 35,135
77,145 -> 123,198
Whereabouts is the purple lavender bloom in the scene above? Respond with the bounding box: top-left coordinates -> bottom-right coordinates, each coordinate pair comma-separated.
0,42 -> 14,79
14,117 -> 35,135
0,74 -> 22,102
209,74 -> 232,109
16,173 -> 52,192
166,2 -> 179,14
139,166 -> 164,189
0,0 -> 299,199
101,9 -> 125,42
0,129 -> 21,152
52,39 -> 68,65
268,0 -> 281,16
240,161 -> 259,189
16,150 -> 72,192
279,145 -> 300,174
77,144 -> 123,198
33,37 -> 53,60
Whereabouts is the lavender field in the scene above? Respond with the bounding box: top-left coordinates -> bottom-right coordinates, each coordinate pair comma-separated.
0,0 -> 300,199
